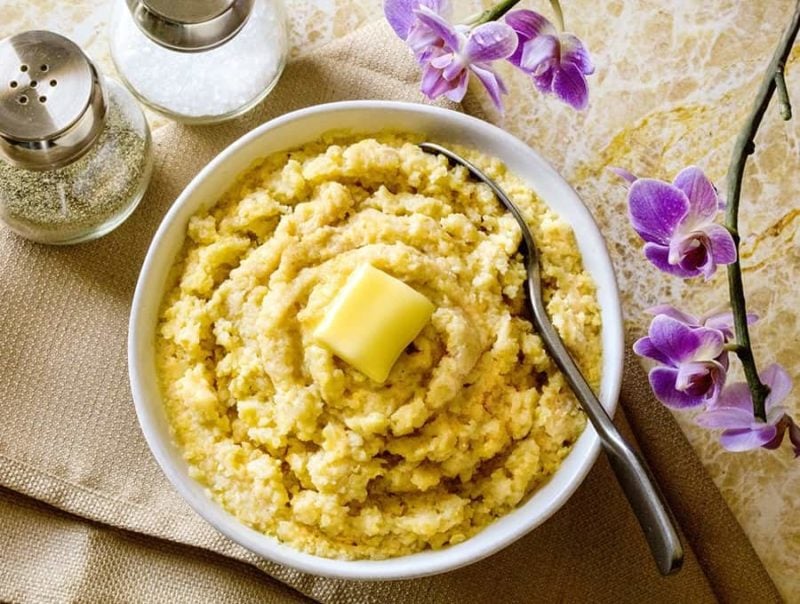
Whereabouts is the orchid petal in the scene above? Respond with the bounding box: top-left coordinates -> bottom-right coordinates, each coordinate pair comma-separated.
414,6 -> 460,50
632,336 -> 672,365
673,166 -> 720,222
650,366 -> 705,408
385,0 -> 422,40
709,361 -> 727,401
609,167 -> 638,184
696,407 -> 757,429
505,9 -> 555,43
715,382 -> 754,412
704,315 -> 734,338
430,52 -> 454,69
532,66 -> 556,93
407,26 -> 442,59
465,22 -> 518,63
762,363 -> 793,410
443,70 -> 469,102
628,179 -> 690,245
720,426 -> 778,452
694,331 -> 727,361
470,63 -> 506,110
552,61 -> 590,110
649,315 -> 723,365
519,35 -> 559,75
644,242 -> 702,278
420,62 -> 454,99
703,224 -> 737,265
560,34 -> 595,75
702,311 -> 750,339
648,315 -> 698,365
385,0 -> 449,39
647,304 -> 699,326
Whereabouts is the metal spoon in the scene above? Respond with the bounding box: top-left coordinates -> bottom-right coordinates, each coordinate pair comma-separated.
420,142 -> 684,576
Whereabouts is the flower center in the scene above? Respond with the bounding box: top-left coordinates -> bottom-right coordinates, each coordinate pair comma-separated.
683,370 -> 713,397
678,236 -> 709,269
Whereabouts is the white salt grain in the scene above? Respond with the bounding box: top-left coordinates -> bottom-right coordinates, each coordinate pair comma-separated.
111,0 -> 287,120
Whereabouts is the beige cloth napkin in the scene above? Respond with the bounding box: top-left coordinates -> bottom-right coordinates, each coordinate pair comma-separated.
0,20 -> 781,604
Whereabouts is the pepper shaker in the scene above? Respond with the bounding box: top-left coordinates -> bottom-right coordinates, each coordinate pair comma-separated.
0,31 -> 152,245
109,0 -> 289,124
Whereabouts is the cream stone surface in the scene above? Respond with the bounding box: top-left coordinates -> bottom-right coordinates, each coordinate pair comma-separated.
2,0 -> 797,598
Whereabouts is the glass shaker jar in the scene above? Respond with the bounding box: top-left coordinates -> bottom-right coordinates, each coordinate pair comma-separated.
0,31 -> 153,245
109,0 -> 288,124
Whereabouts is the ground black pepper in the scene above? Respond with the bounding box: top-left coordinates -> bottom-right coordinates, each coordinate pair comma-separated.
0,80 -> 151,244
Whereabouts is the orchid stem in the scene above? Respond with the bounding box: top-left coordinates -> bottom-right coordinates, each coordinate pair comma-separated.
725,0 -> 800,422
549,0 -> 565,31
474,0 -> 522,24
776,64 -> 793,120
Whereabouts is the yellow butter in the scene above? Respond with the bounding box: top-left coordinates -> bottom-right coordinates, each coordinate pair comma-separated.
314,264 -> 435,383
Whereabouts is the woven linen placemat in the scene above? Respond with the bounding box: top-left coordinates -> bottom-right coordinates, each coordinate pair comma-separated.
0,20 -> 781,604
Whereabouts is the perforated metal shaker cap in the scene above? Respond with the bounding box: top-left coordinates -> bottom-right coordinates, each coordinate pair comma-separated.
126,0 -> 255,51
0,31 -> 106,170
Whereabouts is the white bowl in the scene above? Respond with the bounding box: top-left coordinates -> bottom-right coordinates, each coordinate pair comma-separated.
128,100 -> 624,580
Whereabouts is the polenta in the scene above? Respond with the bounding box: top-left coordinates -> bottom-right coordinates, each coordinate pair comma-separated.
156,134 -> 602,559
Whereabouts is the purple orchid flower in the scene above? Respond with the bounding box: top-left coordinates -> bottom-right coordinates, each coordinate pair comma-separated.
646,304 -> 758,341
634,314 -> 728,409
628,166 -> 737,280
505,9 -> 594,110
384,0 -> 517,108
696,364 -> 800,455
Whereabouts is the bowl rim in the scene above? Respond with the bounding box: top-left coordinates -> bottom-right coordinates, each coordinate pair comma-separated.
128,99 -> 624,580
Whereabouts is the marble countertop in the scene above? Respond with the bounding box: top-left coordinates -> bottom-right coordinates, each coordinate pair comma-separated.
3,0 -> 798,598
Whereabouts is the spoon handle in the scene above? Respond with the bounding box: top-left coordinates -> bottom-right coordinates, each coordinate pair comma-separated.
604,436 -> 684,576
527,271 -> 684,576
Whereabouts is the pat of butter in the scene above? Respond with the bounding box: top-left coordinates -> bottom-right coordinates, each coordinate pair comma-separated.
314,264 -> 435,383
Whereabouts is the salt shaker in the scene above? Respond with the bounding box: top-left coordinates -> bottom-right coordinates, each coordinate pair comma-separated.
109,0 -> 288,124
0,31 -> 152,245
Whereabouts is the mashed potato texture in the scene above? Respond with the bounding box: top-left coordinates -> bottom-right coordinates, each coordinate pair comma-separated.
156,134 -> 602,559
